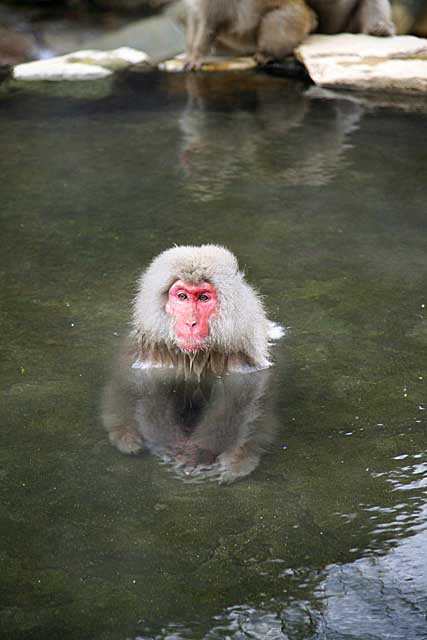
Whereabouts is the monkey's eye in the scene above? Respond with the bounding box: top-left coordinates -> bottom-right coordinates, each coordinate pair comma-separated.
198,294 -> 209,302
177,292 -> 188,301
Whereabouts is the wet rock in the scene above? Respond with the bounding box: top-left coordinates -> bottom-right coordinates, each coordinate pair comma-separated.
296,34 -> 427,94
83,3 -> 186,63
0,26 -> 38,65
0,65 -> 12,83
13,47 -> 149,80
159,54 -> 257,72
71,0 -> 173,11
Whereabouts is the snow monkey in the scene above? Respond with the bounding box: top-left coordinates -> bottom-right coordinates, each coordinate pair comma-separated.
184,0 -> 318,69
131,244 -> 283,379
309,0 -> 394,36
184,0 -> 395,70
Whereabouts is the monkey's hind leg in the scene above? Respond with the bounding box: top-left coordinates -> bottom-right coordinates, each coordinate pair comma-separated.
255,0 -> 318,64
348,0 -> 395,36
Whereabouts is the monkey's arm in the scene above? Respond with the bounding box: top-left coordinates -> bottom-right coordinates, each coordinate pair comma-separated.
348,0 -> 395,35
184,8 -> 220,70
102,378 -> 144,455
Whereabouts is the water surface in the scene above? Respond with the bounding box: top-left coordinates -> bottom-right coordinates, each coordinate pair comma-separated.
1,71 -> 426,639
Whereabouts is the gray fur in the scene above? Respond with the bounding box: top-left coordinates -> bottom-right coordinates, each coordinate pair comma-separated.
131,244 -> 277,377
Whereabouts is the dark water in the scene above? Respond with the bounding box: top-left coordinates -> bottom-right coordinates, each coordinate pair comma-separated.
1,71 -> 426,640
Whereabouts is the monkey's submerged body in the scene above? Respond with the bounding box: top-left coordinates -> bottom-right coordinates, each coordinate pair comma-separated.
184,0 -> 394,69
131,245 -> 282,378
103,363 -> 276,482
103,245 -> 281,479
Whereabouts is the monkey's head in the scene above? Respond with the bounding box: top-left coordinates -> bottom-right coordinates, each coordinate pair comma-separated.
132,244 -> 272,369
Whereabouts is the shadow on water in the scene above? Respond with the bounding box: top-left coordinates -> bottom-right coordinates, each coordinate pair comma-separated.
0,71 -> 426,639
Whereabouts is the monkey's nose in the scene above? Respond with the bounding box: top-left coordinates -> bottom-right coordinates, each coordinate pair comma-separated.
187,319 -> 197,327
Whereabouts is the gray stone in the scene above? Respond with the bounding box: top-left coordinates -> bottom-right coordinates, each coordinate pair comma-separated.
83,4 -> 186,63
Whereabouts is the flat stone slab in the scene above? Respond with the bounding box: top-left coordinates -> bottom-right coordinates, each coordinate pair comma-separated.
13,47 -> 149,81
159,54 -> 257,72
296,34 -> 427,94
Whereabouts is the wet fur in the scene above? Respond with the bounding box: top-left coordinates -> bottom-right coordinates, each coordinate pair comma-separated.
131,245 -> 276,378
103,357 -> 277,483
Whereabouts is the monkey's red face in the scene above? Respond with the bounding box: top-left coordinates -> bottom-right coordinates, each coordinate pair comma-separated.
166,279 -> 218,351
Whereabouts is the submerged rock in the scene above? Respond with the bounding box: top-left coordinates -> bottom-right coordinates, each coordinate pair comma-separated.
296,34 -> 427,94
13,46 -> 149,81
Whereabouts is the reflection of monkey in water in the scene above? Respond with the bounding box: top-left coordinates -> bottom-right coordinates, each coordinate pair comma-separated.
103,361 -> 276,483
184,0 -> 394,70
177,75 -> 365,199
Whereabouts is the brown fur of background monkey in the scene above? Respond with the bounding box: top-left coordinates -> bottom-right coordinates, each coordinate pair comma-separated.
184,0 -> 395,70
184,0 -> 318,69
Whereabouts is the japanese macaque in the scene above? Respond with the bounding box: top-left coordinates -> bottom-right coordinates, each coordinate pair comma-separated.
103,361 -> 277,483
184,0 -> 318,69
131,245 -> 283,379
102,245 -> 282,481
183,0 -> 394,70
308,0 -> 395,35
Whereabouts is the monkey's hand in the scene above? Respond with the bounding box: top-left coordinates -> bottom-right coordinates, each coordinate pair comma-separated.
254,51 -> 274,66
183,55 -> 204,71
217,445 -> 260,485
108,424 -> 144,455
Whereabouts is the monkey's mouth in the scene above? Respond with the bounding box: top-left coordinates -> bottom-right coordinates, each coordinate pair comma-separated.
176,337 -> 206,352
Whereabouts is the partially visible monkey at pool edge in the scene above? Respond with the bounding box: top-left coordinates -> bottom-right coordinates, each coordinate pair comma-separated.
184,0 -> 395,70
102,245 -> 284,483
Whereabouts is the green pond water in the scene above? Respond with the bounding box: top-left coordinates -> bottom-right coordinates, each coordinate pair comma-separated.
0,70 -> 426,640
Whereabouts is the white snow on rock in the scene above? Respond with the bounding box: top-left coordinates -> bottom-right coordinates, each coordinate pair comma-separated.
296,34 -> 427,94
13,47 -> 150,81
